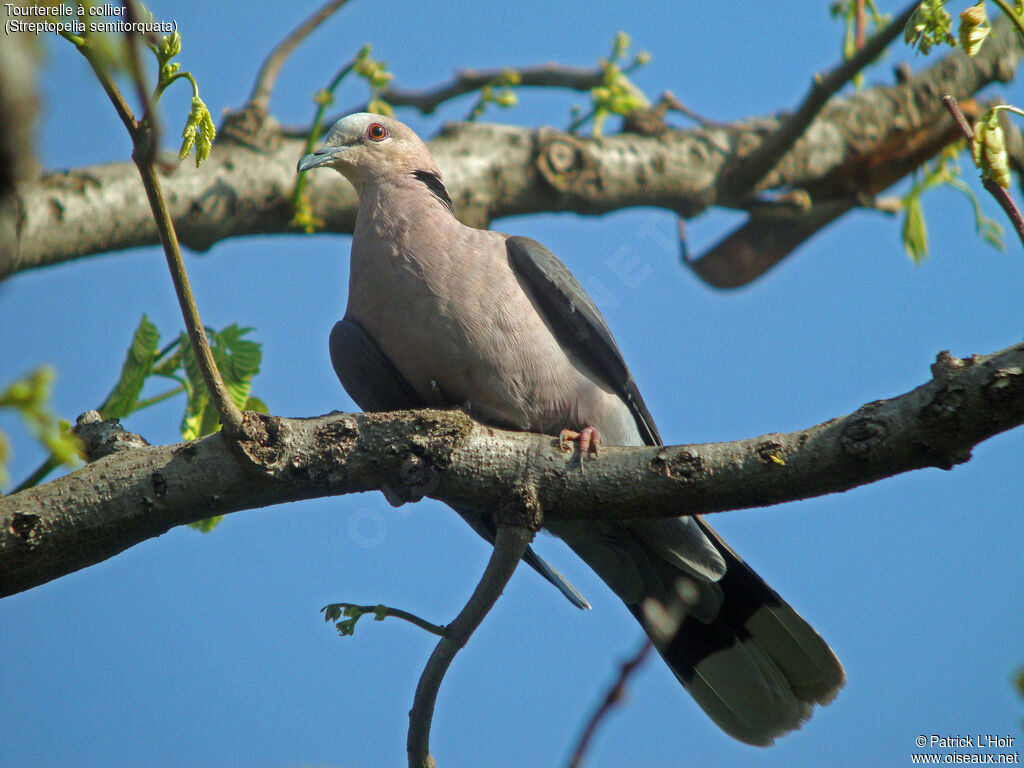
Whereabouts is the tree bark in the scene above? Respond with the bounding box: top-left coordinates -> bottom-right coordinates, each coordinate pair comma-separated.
3,343 -> 1022,598
2,16 -> 1022,280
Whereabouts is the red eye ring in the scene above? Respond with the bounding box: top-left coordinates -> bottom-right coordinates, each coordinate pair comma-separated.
366,122 -> 388,141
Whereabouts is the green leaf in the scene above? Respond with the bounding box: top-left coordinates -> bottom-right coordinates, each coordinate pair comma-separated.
0,429 -> 10,487
178,331 -> 211,440
178,325 -> 263,441
179,95 -> 216,167
905,0 -> 955,55
244,395 -> 269,414
323,604 -> 343,623
973,109 -> 1011,188
959,1 -> 991,57
97,314 -> 161,419
944,175 -> 1005,251
1,366 -> 84,485
212,324 -> 262,411
189,515 -> 223,533
902,192 -> 928,263
898,141 -> 1003,260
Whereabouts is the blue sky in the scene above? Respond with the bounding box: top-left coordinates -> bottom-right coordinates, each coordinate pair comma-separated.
2,2 -> 1023,766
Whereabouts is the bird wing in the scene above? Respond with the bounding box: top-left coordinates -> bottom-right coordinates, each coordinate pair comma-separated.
505,235 -> 662,447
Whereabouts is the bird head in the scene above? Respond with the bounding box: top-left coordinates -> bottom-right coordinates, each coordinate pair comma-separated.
296,113 -> 439,185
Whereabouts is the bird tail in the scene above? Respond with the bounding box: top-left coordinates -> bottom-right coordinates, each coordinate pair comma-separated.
631,518 -> 844,746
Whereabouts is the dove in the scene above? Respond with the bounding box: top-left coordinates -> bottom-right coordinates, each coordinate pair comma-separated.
298,113 -> 844,745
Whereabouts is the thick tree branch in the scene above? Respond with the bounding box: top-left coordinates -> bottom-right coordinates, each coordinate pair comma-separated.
3,20 -> 1021,280
2,342 -> 1022,598
407,524 -> 533,768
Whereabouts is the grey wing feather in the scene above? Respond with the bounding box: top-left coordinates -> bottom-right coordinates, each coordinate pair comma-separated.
329,317 -> 589,609
505,236 -> 661,446
330,318 -> 425,412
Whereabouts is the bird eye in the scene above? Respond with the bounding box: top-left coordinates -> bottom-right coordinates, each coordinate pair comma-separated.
366,122 -> 388,141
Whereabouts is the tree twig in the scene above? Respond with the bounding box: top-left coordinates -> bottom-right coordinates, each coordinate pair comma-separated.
720,1 -> 918,198
65,25 -> 245,438
322,602 -> 447,637
129,128 -> 246,441
379,63 -> 605,115
247,0 -> 351,113
991,0 -> 1024,40
856,0 -> 866,50
943,93 -> 1024,250
567,639 -> 654,768
407,524 -> 533,768
120,0 -> 159,165
287,63 -> 608,134
567,581 -> 692,768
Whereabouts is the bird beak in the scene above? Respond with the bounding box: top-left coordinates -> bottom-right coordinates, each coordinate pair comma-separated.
297,145 -> 346,173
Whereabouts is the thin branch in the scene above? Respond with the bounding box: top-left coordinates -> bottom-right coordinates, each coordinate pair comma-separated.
376,63 -> 604,115
290,63 -> 608,134
407,524 -> 532,768
322,602 -> 447,637
656,90 -> 728,128
720,1 -> 918,198
120,0 -> 159,165
247,0 -> 351,113
132,384 -> 186,411
3,342 -> 1023,598
943,93 -> 1024,249
991,0 -> 1024,40
66,31 -> 137,133
65,27 -> 245,438
856,0 -> 866,50
567,639 -> 654,768
127,125 -> 246,441
567,582 -> 691,768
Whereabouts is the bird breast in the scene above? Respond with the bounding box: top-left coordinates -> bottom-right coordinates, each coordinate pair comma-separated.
347,220 -> 638,443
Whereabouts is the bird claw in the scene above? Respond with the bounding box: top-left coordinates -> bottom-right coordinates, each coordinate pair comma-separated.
559,426 -> 601,469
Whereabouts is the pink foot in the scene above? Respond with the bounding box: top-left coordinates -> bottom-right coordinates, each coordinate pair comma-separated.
559,426 -> 601,468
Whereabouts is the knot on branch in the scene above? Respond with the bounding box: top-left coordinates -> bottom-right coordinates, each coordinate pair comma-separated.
234,410 -> 284,470
622,106 -> 669,137
495,478 -> 543,532
375,411 -> 473,506
308,414 -> 360,483
840,408 -> 888,459
651,447 -> 703,482
985,365 -> 1024,403
10,512 -> 40,544
919,383 -> 966,429
756,440 -> 786,465
218,105 -> 283,152
383,436 -> 442,505
536,130 -> 602,198
73,411 -> 149,461
930,350 -> 970,381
